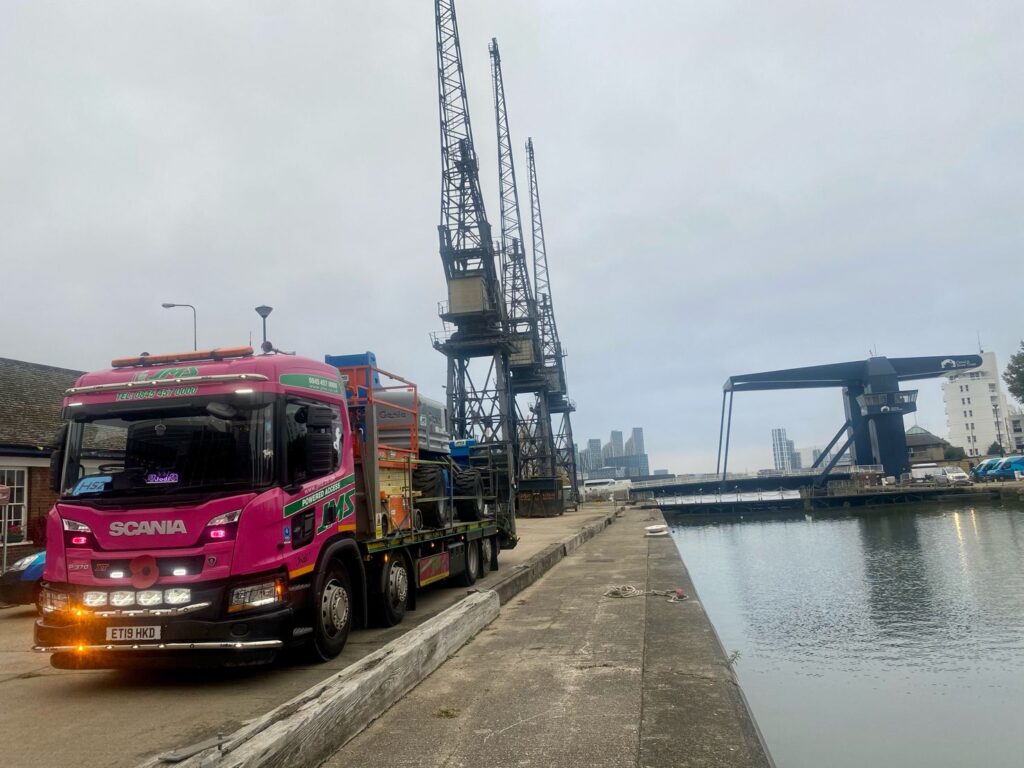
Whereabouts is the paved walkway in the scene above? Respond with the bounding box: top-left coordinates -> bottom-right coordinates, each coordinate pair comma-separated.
325,507 -> 772,768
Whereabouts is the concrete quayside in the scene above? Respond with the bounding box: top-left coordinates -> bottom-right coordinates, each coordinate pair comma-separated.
0,502 -> 772,767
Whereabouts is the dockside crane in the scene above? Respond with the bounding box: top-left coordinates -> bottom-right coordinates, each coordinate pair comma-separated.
527,138 -> 580,501
489,38 -> 561,515
432,0 -> 517,528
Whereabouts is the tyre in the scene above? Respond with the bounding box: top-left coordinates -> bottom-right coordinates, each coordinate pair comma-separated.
305,560 -> 353,662
413,464 -> 447,528
376,553 -> 410,627
454,468 -> 483,522
480,536 -> 494,574
457,540 -> 479,587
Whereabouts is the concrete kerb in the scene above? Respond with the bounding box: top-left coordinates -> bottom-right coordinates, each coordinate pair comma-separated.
138,508 -> 617,768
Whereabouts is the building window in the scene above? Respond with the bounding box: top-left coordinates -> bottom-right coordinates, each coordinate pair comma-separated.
0,468 -> 27,544
989,384 -> 996,392
969,410 -> 973,417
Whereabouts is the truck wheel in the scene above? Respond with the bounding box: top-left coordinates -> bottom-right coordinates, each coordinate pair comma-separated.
480,536 -> 494,573
306,560 -> 352,662
457,540 -> 479,587
377,554 -> 410,627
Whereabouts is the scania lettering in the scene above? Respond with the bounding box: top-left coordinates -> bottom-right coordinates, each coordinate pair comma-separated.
108,520 -> 187,537
35,347 -> 516,669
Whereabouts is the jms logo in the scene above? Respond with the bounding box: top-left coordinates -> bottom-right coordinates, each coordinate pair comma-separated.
131,366 -> 199,383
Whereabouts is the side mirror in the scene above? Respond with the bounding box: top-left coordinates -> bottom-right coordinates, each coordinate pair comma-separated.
49,449 -> 64,493
306,405 -> 337,479
306,405 -> 335,430
49,423 -> 68,493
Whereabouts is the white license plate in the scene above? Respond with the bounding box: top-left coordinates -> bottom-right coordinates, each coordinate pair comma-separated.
106,625 -> 161,642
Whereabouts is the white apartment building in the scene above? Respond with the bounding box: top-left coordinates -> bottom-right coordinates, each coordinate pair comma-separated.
941,351 -> 1013,458
1008,408 -> 1024,452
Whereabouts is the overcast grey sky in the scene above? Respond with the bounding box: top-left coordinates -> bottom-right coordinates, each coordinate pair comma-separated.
2,1 -> 1022,472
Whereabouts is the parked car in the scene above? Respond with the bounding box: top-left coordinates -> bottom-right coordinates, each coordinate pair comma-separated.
931,466 -> 972,486
988,456 -> 1024,481
966,456 -> 999,481
0,550 -> 44,606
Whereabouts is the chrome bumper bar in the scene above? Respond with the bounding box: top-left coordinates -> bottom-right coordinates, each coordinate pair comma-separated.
34,640 -> 283,653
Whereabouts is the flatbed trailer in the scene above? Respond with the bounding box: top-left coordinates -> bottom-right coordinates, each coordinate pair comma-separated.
34,347 -> 515,669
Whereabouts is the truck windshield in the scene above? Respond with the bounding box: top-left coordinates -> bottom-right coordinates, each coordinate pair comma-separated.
62,399 -> 275,498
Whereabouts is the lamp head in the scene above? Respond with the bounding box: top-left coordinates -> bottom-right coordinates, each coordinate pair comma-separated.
255,305 -> 273,319
161,303 -> 176,309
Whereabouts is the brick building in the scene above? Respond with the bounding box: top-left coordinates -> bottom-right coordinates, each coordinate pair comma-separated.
905,425 -> 951,463
0,358 -> 83,547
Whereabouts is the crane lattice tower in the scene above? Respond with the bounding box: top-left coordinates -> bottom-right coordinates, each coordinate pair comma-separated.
431,0 -> 516,519
527,138 -> 579,500
489,38 -> 559,489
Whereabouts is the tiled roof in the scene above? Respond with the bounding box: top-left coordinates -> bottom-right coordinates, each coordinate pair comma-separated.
0,358 -> 83,451
904,426 -> 948,448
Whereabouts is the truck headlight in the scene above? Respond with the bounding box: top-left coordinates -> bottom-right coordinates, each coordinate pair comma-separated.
164,588 -> 191,605
137,590 -> 163,607
82,591 -> 108,607
110,591 -> 135,607
228,579 -> 283,613
40,588 -> 69,614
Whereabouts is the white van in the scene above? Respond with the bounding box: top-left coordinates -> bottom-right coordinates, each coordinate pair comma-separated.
910,465 -> 971,486
932,466 -> 971,486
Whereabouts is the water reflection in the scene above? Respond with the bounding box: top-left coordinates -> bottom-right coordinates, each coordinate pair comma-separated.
669,502 -> 1024,768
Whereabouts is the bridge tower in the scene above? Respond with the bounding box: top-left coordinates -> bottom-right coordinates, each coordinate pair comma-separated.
489,39 -> 561,516
432,0 -> 516,529
527,138 -> 579,501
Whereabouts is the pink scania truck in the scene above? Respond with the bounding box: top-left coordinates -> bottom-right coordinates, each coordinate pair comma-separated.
34,346 -> 516,668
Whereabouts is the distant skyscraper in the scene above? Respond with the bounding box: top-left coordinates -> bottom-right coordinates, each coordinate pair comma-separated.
587,438 -> 602,466
771,428 -> 790,471
771,428 -> 801,472
610,430 -> 624,458
629,427 -> 645,456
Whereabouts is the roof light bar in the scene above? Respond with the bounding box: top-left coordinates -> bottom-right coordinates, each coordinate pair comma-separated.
111,346 -> 254,369
65,372 -> 268,396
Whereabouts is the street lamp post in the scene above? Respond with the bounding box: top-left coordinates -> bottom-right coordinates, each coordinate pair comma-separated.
161,303 -> 197,350
255,305 -> 273,353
